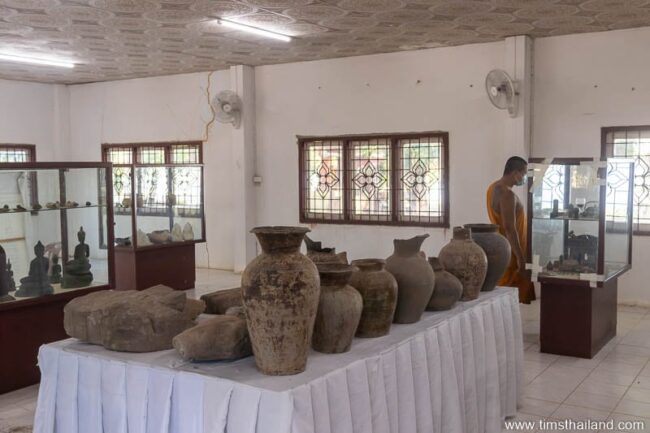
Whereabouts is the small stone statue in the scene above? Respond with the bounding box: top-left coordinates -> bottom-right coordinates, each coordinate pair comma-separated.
50,254 -> 62,284
15,241 -> 53,297
6,259 -> 15,291
1,245 -> 15,302
62,227 -> 93,289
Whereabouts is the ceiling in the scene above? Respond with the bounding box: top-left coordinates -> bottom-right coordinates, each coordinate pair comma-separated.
1,0 -> 649,84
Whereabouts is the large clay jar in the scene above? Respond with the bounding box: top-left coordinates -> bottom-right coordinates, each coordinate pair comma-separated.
427,257 -> 463,311
438,227 -> 488,301
464,224 -> 511,292
350,259 -> 398,338
312,263 -> 363,354
304,235 -> 348,264
241,226 -> 320,375
385,234 -> 435,324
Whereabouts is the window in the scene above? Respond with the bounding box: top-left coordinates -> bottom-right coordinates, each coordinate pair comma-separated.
299,133 -> 449,227
602,126 -> 650,234
102,142 -> 202,217
0,145 -> 35,163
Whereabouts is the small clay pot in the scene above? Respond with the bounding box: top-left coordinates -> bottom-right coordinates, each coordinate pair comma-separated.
385,235 -> 435,324
427,257 -> 463,311
350,259 -> 398,338
438,227 -> 488,301
312,263 -> 362,354
464,224 -> 511,292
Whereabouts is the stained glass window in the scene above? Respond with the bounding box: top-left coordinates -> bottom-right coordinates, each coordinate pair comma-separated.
603,127 -> 650,233
299,133 -> 449,227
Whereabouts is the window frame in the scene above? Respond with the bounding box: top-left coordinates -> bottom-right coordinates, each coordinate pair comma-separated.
298,132 -> 450,228
0,144 -> 37,206
601,125 -> 650,236
101,141 -> 203,218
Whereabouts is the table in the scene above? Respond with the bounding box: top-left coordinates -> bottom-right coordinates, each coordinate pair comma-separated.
33,287 -> 523,433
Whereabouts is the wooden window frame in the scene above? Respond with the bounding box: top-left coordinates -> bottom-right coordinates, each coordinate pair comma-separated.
601,125 -> 650,236
298,132 -> 450,228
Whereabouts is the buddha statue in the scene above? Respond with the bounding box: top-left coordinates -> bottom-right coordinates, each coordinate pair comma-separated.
62,227 -> 93,289
50,254 -> 62,285
1,245 -> 14,302
15,241 -> 53,297
6,259 -> 15,291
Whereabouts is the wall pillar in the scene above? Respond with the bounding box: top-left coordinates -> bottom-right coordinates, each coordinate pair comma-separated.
231,65 -> 258,272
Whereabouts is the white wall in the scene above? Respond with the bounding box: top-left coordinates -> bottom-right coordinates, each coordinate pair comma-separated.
0,78 -> 64,159
254,42 -> 513,261
67,71 -> 235,270
534,26 -> 650,305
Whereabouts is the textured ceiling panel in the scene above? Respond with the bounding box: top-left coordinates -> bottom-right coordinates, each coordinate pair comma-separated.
0,0 -> 650,84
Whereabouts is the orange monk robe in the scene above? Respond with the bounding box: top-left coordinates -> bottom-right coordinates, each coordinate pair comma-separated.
486,182 -> 536,304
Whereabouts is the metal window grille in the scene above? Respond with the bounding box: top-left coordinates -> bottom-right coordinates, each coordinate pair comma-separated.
603,127 -> 650,233
136,145 -> 166,165
0,147 -> 33,163
171,144 -> 201,164
299,133 -> 449,227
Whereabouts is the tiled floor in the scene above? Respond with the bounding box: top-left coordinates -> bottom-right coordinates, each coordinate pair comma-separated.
1,271 -> 649,433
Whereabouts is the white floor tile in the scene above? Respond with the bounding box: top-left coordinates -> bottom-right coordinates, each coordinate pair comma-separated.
625,387 -> 650,404
564,390 -> 622,411
586,369 -> 638,387
551,404 -> 611,422
518,397 -> 560,417
615,399 -> 650,418
576,379 -> 629,399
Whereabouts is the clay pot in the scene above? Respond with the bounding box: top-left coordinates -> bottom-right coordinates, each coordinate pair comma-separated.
304,235 -> 348,264
385,234 -> 435,324
427,257 -> 463,311
350,259 -> 398,338
464,224 -> 511,292
312,263 -> 363,353
438,227 -> 488,301
241,226 -> 320,375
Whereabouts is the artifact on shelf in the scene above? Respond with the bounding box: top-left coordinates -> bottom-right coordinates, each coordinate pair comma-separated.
115,237 -> 131,247
5,259 -> 15,291
172,314 -> 252,362
85,201 -> 92,207
45,202 -> 60,209
65,201 -> 79,208
148,229 -> 171,244
242,226 -> 320,376
62,227 -> 93,289
464,224 -> 511,292
0,205 -> 9,213
427,257 -> 462,311
312,263 -> 362,354
64,285 -> 201,352
349,258 -> 397,338
32,203 -> 42,211
136,229 -> 152,246
438,227 -> 488,301
136,194 -> 144,208
14,205 -> 26,212
121,197 -> 132,209
182,222 -> 195,241
304,235 -> 348,264
0,245 -> 15,303
201,287 -> 242,314
172,223 -> 183,242
49,254 -> 62,285
15,241 -> 53,297
167,193 -> 177,206
385,234 -> 435,324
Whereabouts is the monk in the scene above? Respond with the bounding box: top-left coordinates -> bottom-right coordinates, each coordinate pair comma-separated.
487,156 -> 536,304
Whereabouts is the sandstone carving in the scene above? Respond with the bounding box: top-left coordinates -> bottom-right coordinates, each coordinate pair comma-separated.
172,315 -> 252,362
201,287 -> 242,314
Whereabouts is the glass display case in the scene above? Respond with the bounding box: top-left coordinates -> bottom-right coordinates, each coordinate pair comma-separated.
527,157 -> 634,359
528,158 -> 634,284
104,163 -> 206,290
0,162 -> 114,393
0,163 -> 115,304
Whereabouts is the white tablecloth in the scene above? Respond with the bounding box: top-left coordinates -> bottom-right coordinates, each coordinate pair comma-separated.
33,287 -> 523,433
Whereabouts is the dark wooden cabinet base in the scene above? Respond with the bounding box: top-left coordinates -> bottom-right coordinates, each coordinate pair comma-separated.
115,243 -> 196,291
0,286 -> 107,394
540,278 -> 617,359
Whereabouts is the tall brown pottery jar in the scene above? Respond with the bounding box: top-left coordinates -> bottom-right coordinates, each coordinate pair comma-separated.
427,257 -> 463,311
241,226 -> 320,375
312,263 -> 363,354
385,234 -> 435,324
304,235 -> 348,264
463,224 -> 511,292
350,259 -> 398,338
438,227 -> 488,301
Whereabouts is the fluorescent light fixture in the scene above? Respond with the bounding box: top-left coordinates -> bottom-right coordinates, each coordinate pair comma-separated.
216,18 -> 292,42
0,52 -> 75,68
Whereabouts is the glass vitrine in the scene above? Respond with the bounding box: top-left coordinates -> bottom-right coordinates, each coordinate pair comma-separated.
0,163 -> 114,304
528,158 -> 634,284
